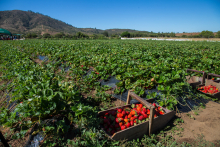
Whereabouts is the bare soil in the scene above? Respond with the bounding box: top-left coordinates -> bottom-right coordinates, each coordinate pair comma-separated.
33,58 -> 43,65
0,126 -> 31,147
174,101 -> 220,144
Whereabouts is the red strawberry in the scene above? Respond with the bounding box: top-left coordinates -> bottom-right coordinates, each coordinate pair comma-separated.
134,119 -> 137,123
130,117 -> 135,121
119,122 -> 123,127
137,111 -> 141,116
154,114 -> 158,118
115,118 -> 123,123
105,112 -> 109,116
138,115 -> 144,121
143,114 -> 148,119
133,115 -> 138,119
159,111 -> 164,115
146,109 -> 150,115
137,107 -> 141,111
124,115 -> 128,119
139,104 -> 143,108
141,110 -> 146,115
125,122 -> 131,128
124,119 -> 129,123
130,120 -> 134,126
152,103 -> 156,107
130,110 -> 136,115
128,114 -> 132,119
124,107 -> 131,114
117,108 -> 122,113
142,107 -> 147,113
117,113 -> 123,118
122,110 -> 126,116
133,108 -> 137,112
121,125 -> 126,130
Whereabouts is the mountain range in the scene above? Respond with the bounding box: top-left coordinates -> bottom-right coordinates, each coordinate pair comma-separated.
0,10 -> 148,35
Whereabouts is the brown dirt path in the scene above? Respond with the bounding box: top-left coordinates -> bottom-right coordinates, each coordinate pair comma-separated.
175,101 -> 220,144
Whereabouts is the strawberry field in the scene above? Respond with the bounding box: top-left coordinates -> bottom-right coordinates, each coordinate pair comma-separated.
0,40 -> 220,146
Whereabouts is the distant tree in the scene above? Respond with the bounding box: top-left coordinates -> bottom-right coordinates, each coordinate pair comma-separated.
54,32 -> 65,38
43,33 -> 51,38
32,33 -> 37,38
26,33 -> 37,38
192,35 -> 200,38
72,35 -> 77,40
216,31 -> 220,38
98,34 -> 105,39
102,31 -> 109,37
26,33 -> 32,38
199,30 -> 214,38
121,31 -> 130,38
149,34 -> 157,37
182,35 -> 187,38
65,34 -> 72,39
76,32 -> 89,39
38,35 -> 43,39
91,34 -> 99,39
170,32 -> 175,37
111,34 -> 118,37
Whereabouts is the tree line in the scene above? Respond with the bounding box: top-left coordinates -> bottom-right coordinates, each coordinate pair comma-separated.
24,31 -> 120,39
24,30 -> 220,39
121,30 -> 220,38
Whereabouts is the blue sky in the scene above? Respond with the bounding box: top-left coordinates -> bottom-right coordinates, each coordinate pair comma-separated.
0,0 -> 220,33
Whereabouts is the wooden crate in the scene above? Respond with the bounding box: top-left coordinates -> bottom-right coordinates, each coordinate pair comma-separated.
186,69 -> 206,88
98,91 -> 175,141
197,73 -> 220,100
207,73 -> 220,84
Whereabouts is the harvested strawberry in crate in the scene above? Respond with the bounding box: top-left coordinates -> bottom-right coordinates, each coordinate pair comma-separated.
98,91 -> 175,141
99,102 -> 166,135
197,85 -> 219,94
